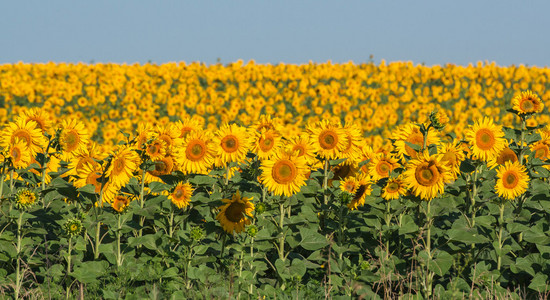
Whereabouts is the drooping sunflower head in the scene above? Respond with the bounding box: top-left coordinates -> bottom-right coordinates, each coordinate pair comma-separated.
403,151 -> 451,201
307,119 -> 348,160
495,161 -> 529,200
112,195 -> 131,213
168,182 -> 194,209
382,176 -> 407,201
15,188 -> 38,210
347,174 -> 372,210
464,117 -> 506,162
216,191 -> 255,234
175,130 -> 215,175
260,149 -> 308,197
487,147 -> 518,169
512,90 -> 544,115
214,123 -> 251,165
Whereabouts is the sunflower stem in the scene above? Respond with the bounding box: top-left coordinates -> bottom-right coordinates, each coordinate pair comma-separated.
497,199 -> 506,271
249,237 -> 255,295
0,173 -> 5,200
278,200 -> 286,261
323,159 -> 329,205
116,213 -> 123,267
424,200 -> 433,298
138,169 -> 147,240
94,221 -> 101,260
66,236 -> 73,299
224,164 -> 230,186
384,200 -> 391,259
10,169 -> 15,195
220,233 -> 227,258
15,211 -> 23,300
519,118 -> 526,165
168,206 -> 175,238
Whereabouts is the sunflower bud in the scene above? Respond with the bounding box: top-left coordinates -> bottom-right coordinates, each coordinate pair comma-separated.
255,202 -> 266,215
64,218 -> 83,237
247,224 -> 258,238
190,226 -> 205,242
429,110 -> 449,131
14,189 -> 38,210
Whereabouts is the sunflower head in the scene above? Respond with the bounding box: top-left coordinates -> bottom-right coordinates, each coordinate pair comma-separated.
15,188 -> 38,210
495,161 -> 529,200
112,195 -> 131,213
216,191 -> 255,234
464,117 -> 506,162
347,174 -> 372,210
429,110 -> 449,130
168,182 -> 194,209
512,90 -> 544,115
403,151 -> 451,201
64,218 -> 83,237
382,176 -> 407,201
145,139 -> 167,161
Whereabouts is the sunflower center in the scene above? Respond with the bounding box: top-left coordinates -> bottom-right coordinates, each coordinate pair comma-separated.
319,130 -> 338,150
387,182 -> 400,193
61,130 -> 80,152
225,202 -> 246,223
533,144 -> 549,160
415,162 -> 440,186
405,133 -> 424,157
10,147 -> 22,161
147,144 -> 159,156
272,160 -> 297,184
112,158 -> 126,175
259,136 -> 275,152
174,188 -> 185,200
496,148 -> 517,165
221,135 -> 239,153
292,145 -> 305,156
70,224 -> 78,231
475,128 -> 495,150
520,99 -> 535,112
441,151 -> 457,166
344,182 -> 356,193
186,141 -> 206,161
502,171 -> 519,189
376,161 -> 391,177
12,129 -> 32,146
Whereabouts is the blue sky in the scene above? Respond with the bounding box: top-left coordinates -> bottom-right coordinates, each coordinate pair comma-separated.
1,1 -> 548,66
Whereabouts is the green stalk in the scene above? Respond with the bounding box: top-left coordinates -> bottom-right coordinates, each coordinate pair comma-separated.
15,211 -> 23,300
384,200 -> 391,259
323,159 -> 329,205
0,173 -> 5,200
93,189 -> 105,260
519,118 -> 526,165
116,214 -> 123,267
224,164 -> 231,186
497,200 -> 505,271
168,207 -> 175,238
424,200 -> 433,298
138,169 -> 147,239
278,200 -> 286,261
66,237 -> 73,299
249,237 -> 255,295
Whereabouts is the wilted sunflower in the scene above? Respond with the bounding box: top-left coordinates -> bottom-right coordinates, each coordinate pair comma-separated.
393,123 -> 440,160
216,191 -> 255,234
112,195 -> 131,213
308,120 -> 348,160
464,117 -> 506,162
59,118 -> 90,160
252,128 -> 281,160
403,151 -> 451,201
213,123 -> 251,166
495,161 -> 529,200
347,174 -> 372,210
368,153 -> 400,182
6,138 -> 31,169
260,150 -> 308,197
106,145 -> 140,189
487,147 -> 518,169
175,130 -> 215,175
381,176 -> 407,201
1,117 -> 46,157
168,182 -> 194,209
15,188 -> 38,210
512,90 -> 544,115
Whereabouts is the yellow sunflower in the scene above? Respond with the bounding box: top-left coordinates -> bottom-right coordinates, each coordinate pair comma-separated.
464,117 -> 506,162
512,90 -> 544,115
403,151 -> 451,201
213,123 -> 251,166
285,133 -> 317,166
260,150 -> 308,197
308,119 -> 348,160
175,130 -> 215,175
135,122 -> 154,150
340,123 -> 364,165
253,114 -> 282,133
154,123 -> 181,153
106,145 -> 140,189
59,118 -> 90,160
168,182 -> 194,209
72,162 -> 104,194
23,108 -> 52,134
347,174 -> 372,210
1,117 -> 46,157
340,176 -> 358,194
393,123 -> 440,160
367,153 -> 400,182
438,142 -> 466,178
6,138 -> 31,169
381,176 -> 407,201
145,139 -> 167,161
175,117 -> 202,139
216,191 -> 255,234
530,131 -> 550,166
495,161 -> 529,200
487,147 -> 518,169
64,142 -> 103,178
112,194 -> 131,213
252,128 -> 282,160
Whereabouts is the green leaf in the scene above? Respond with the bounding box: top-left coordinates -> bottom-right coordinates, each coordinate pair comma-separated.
288,259 -> 306,279
447,227 -> 489,244
189,175 -> 217,185
398,215 -> 418,235
529,274 -> 549,292
430,250 -> 453,276
71,261 -> 108,284
299,228 -> 328,251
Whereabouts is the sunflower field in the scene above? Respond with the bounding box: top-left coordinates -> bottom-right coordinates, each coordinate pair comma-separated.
1,61 -> 550,299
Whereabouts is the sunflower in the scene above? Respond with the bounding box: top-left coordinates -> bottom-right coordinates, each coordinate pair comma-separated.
15,188 -> 38,210
6,138 -> 31,169
175,130 -> 215,175
495,161 -> 529,200
1,117 -> 46,157
213,123 -> 251,166
340,176 -> 358,194
252,128 -> 282,160
175,117 -> 202,139
168,182 -> 194,209
23,107 -> 52,134
260,150 -> 308,197
253,114 -> 282,133
106,145 -> 140,189
154,123 -> 181,153
64,142 -> 103,178
381,176 -> 407,201
487,147 -> 518,169
285,133 -> 317,166
530,131 -> 550,165
367,153 -> 400,182
145,139 -> 167,161
438,142 -> 466,178
112,195 -> 131,213
403,151 -> 451,201
216,191 -> 255,234
308,120 -> 348,160
72,162 -> 104,194
464,117 -> 506,162
347,174 -> 372,210
512,90 -> 544,115
135,122 -> 154,150
340,123 -> 364,165
59,118 -> 90,160
359,144 -> 376,174
393,123 -> 440,160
